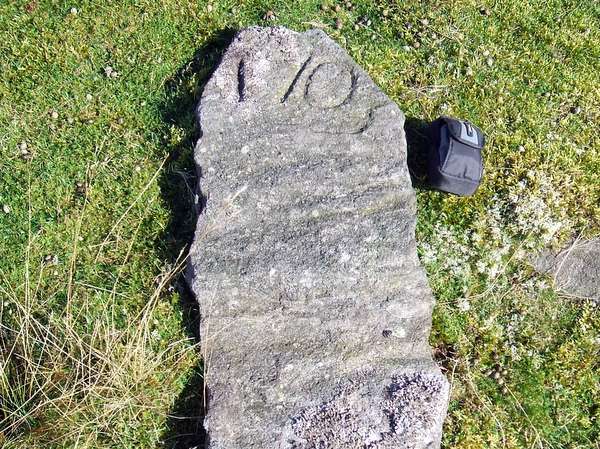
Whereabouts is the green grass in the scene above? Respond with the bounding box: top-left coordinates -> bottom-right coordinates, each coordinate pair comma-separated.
1,0 -> 598,448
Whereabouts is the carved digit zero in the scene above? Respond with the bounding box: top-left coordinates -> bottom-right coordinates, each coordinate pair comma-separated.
305,63 -> 354,109
281,60 -> 355,110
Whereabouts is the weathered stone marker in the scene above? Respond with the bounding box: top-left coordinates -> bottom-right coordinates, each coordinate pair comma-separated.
187,27 -> 449,448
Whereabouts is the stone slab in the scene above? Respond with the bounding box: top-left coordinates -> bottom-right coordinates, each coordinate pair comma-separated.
187,26 -> 449,449
534,238 -> 600,302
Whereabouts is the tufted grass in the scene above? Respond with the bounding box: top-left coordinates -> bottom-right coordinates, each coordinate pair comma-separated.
0,0 -> 598,448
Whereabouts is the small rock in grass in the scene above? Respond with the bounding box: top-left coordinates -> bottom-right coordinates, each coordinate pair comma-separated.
67,117 -> 74,124
2,204 -> 10,214
50,110 -> 59,119
263,10 -> 276,21
43,254 -> 59,265
457,297 -> 470,311
70,7 -> 78,15
18,142 -> 32,159
518,145 -> 525,152
104,66 -> 118,78
501,386 -> 509,394
206,4 -> 213,12
86,93 -> 93,101
383,9 -> 389,17
570,105 -> 581,114
25,1 -> 38,13
420,18 -> 429,26
465,67 -> 474,76
335,18 -> 343,29
486,57 -> 494,66
357,16 -> 371,27
334,4 -> 341,12
413,41 -> 421,49
354,24 -> 359,31
75,181 -> 86,196
117,117 -> 124,125
479,6 -> 490,15
19,148 -> 31,159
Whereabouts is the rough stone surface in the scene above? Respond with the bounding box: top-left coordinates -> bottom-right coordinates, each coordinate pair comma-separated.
534,238 -> 600,302
187,26 -> 449,449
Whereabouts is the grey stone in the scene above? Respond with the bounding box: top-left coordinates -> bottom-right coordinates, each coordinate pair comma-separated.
533,238 -> 600,302
187,26 -> 449,449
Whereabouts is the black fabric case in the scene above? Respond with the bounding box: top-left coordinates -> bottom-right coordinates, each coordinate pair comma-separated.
427,116 -> 485,196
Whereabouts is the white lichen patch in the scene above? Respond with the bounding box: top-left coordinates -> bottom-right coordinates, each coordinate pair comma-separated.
419,169 -> 570,284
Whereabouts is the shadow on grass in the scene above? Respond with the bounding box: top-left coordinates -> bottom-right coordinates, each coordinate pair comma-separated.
156,28 -> 236,449
404,116 -> 432,189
